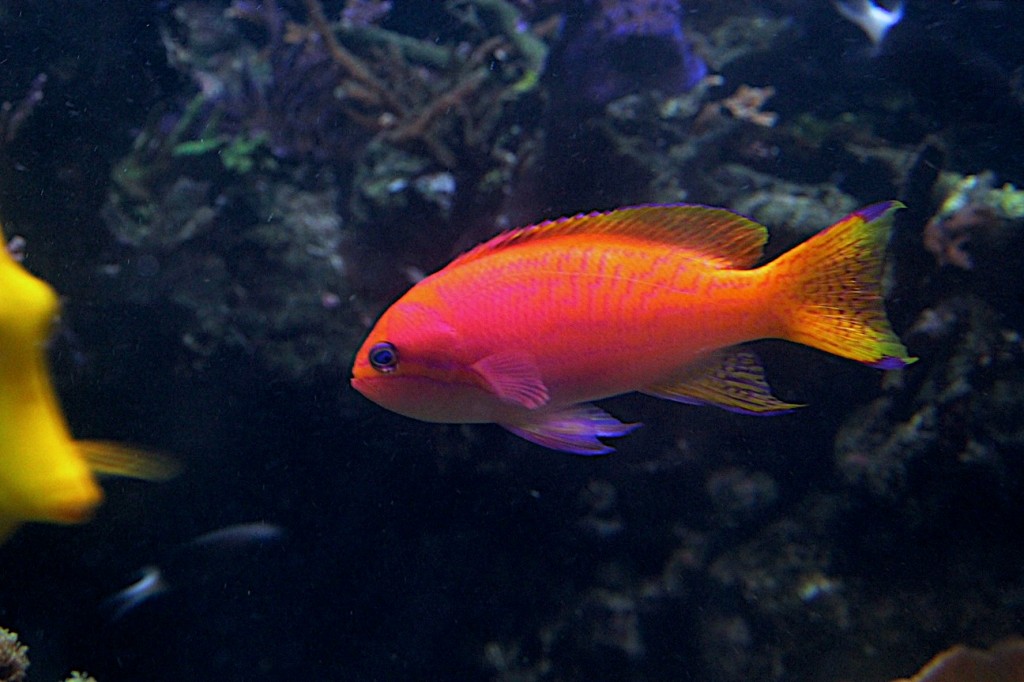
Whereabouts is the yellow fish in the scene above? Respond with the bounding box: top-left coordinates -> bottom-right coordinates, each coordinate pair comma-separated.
0,221 -> 175,544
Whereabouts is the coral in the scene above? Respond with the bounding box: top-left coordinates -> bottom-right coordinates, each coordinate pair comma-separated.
705,467 -> 779,528
239,0 -> 544,167
893,638 -> 1024,682
0,628 -> 97,682
923,203 -> 996,270
577,479 -> 624,539
706,508 -> 850,623
593,77 -> 804,208
103,165 -> 359,378
707,165 -> 859,237
0,628 -> 28,682
585,57 -> 879,223
142,0 -> 548,172
482,578 -> 648,679
923,172 -> 1024,270
578,588 -> 644,659
701,14 -> 793,72
341,0 -> 393,27
0,74 -> 47,207
104,176 -> 220,250
599,0 -> 684,36
2,0 -> 1023,677
162,0 -> 377,164
710,84 -> 779,129
0,74 -> 46,145
550,0 -> 706,109
836,296 -> 1024,499
102,0 -> 549,378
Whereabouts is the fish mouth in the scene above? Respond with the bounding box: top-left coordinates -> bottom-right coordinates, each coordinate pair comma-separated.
351,374 -> 387,403
350,375 -> 369,395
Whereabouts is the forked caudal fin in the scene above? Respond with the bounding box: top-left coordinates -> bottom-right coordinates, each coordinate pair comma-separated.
768,201 -> 916,369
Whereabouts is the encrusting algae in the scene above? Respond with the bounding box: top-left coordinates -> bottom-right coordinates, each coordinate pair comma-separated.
0,221 -> 176,544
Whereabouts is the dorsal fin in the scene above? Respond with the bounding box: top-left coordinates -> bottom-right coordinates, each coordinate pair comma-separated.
449,204 -> 769,270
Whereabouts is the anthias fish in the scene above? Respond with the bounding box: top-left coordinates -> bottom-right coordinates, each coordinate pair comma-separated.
351,201 -> 915,454
0,222 -> 175,543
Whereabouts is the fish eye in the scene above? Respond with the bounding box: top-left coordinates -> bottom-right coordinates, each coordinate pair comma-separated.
368,342 -> 399,373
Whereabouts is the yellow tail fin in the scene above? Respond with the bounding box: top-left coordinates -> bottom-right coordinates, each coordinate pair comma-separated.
76,441 -> 180,481
768,201 -> 916,369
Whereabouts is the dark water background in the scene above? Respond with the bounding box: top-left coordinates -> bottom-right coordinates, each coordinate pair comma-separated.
1,1 -> 1023,680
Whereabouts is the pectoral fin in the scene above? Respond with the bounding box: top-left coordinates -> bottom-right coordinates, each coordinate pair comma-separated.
472,352 -> 550,409
501,403 -> 640,455
77,441 -> 180,481
644,348 -> 803,415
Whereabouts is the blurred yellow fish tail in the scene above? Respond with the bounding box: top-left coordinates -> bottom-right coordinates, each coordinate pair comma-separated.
0,220 -> 176,543
766,201 -> 916,369
0,220 -> 101,531
0,357 -> 103,525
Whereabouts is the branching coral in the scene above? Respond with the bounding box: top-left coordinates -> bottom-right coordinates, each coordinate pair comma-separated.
102,0 -> 550,378
160,0 -> 548,168
0,628 -> 28,682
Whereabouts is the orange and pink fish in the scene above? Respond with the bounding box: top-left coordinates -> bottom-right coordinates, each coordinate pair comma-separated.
351,201 -> 915,454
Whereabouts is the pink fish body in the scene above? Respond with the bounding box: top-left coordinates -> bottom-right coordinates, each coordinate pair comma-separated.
351,202 -> 914,453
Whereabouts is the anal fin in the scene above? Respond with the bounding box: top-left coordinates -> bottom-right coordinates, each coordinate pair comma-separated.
644,348 -> 803,415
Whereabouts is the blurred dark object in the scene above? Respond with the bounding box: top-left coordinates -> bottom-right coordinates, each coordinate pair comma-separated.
549,0 -> 706,111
